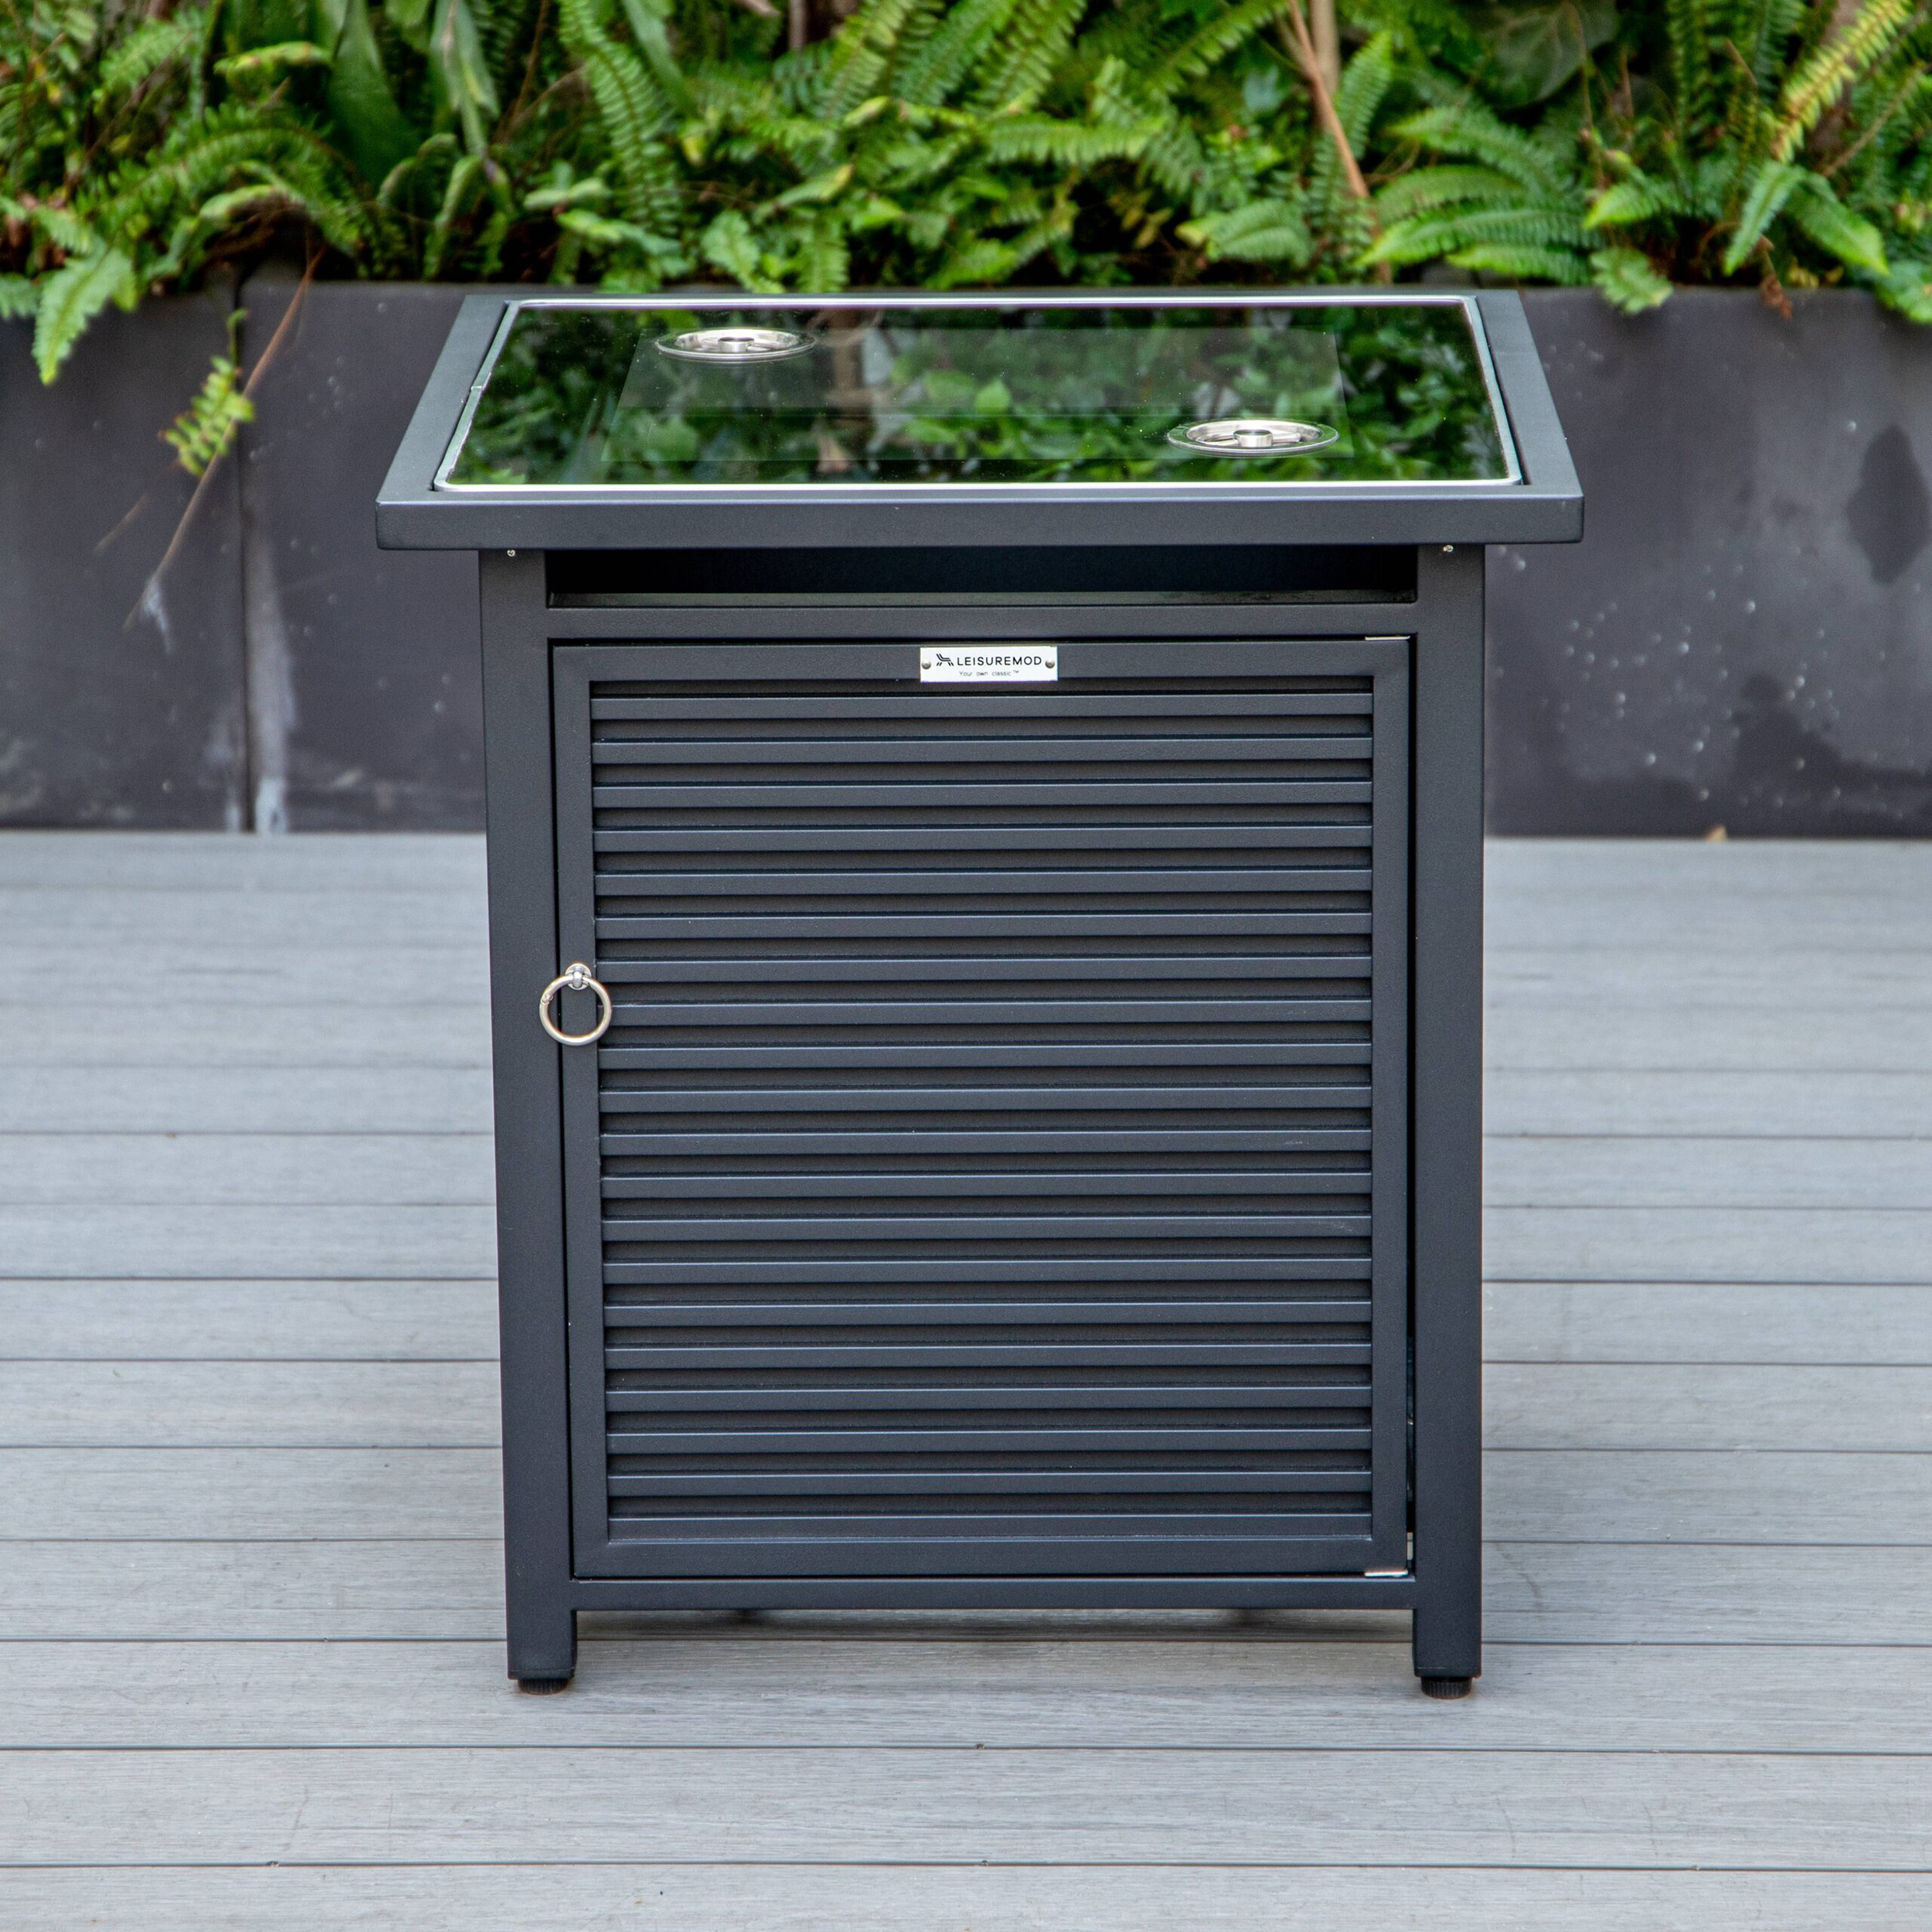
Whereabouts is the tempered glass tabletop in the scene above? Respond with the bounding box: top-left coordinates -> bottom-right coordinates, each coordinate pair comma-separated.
438,296 -> 1519,492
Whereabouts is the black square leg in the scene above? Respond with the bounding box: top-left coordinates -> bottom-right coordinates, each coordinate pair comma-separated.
509,1600 -> 577,1693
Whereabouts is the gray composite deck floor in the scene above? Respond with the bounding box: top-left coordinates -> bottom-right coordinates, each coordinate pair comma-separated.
1,832 -> 1928,1928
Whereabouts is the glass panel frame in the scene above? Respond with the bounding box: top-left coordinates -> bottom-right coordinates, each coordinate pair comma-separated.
434,292 -> 1523,495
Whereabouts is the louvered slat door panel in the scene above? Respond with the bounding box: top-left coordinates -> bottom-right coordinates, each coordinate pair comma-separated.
553,639 -> 1408,1580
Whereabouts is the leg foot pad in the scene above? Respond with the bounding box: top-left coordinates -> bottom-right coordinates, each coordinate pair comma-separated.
515,1675 -> 573,1696
1420,1675 -> 1475,1701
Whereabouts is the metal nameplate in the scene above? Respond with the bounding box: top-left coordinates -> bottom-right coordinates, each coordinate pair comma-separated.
920,645 -> 1059,684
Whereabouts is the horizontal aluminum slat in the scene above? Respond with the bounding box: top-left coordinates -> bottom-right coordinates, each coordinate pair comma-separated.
593,781 -> 1372,808
603,1005 -> 1376,1036
590,735 -> 1369,767
603,1383 -> 1369,1414
600,1131 -> 1373,1155
603,1299 -> 1370,1327
604,1426 -> 1372,1455
604,1342 -> 1369,1371
600,1212 -> 1371,1242
595,912 -> 1372,940
595,1051 -> 1368,1082
600,1174 -> 1367,1202
594,825 -> 1373,854
591,694 -> 1373,721
603,1515 -> 1376,1540
595,867 -> 1371,897
591,955 -> 1371,985
601,1258 -> 1372,1287
602,1470 -> 1372,1497
591,1531 -> 1379,1577
599,1083 -> 1367,1114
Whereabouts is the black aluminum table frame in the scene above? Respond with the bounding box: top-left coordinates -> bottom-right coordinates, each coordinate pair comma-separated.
476,549 -> 1484,1697
379,287 -> 1580,1701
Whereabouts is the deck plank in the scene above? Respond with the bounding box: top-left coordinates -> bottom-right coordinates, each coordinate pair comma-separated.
1487,1069 -> 1932,1137
6,1638 -> 1928,1753
5,1746 -> 1928,1868
1485,1138 -> 1932,1209
0,1006 -> 490,1066
1488,1447 -> 1932,1543
1487,1206 -> 1932,1282
1488,1006 -> 1932,1071
0,1362 -> 502,1447
7,1866 -> 1927,1932
1486,1282 -> 1932,1364
0,1204 -> 497,1277
0,1066 -> 495,1133
0,1279 -> 498,1359
0,1135 -> 495,1206
1485,1364 -> 1932,1450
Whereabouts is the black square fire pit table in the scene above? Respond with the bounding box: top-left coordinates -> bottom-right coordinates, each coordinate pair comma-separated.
379,291 -> 1581,1699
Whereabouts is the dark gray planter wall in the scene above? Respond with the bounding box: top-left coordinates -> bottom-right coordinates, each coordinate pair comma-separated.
7,281 -> 1932,832
1492,288 -> 1932,835
0,294 -> 246,828
239,279 -> 482,830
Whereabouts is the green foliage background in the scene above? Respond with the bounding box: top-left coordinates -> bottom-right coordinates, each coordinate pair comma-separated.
8,0 -> 1932,400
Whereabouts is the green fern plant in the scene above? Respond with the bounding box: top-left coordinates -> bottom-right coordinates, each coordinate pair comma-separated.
11,0 -> 1932,406
1372,2 -> 1932,318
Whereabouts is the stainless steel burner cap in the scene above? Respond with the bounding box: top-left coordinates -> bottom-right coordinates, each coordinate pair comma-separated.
656,326 -> 815,364
1167,417 -> 1338,454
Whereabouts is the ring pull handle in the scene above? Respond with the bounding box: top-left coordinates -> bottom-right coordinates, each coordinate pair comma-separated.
539,963 -> 613,1046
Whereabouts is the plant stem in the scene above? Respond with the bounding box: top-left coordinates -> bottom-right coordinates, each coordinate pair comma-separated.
1280,0 -> 1369,201
126,257 -> 317,631
1311,0 -> 1340,99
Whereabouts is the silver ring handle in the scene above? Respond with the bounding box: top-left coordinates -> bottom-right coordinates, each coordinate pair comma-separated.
538,963 -> 612,1046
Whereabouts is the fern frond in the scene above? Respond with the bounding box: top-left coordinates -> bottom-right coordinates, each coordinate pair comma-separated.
1145,0 -> 1288,97
1734,0 -> 1807,96
1138,118 -> 1209,207
1334,30 -> 1396,157
1393,103 -> 1570,193
1721,155 -> 1807,268
892,0 -> 1016,107
1667,0 -> 1713,128
617,0 -> 694,116
970,0 -> 1082,114
100,14 -> 201,97
1587,171 -> 1695,227
1178,196 -> 1311,263
1376,166 -> 1525,222
162,321 -> 254,475
699,207 -> 781,289
1368,202 -> 1586,266
559,0 -> 680,228
32,246 -> 135,383
793,213 -> 850,291
1785,171 -> 1889,272
1590,245 -> 1673,310
1774,0 -> 1914,160
823,0 -> 931,121
1875,255 -> 1932,321
1448,240 -> 1592,282
980,117 -> 1154,166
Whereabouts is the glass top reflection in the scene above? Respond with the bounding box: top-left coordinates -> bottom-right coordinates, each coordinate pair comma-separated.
440,298 -> 1516,490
